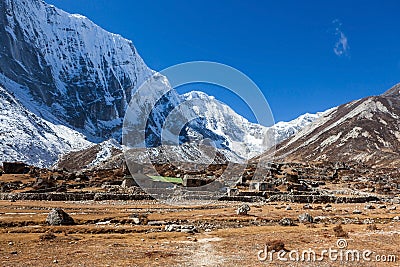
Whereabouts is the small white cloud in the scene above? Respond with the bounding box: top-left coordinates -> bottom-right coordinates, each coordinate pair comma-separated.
334,32 -> 349,56
332,20 -> 350,57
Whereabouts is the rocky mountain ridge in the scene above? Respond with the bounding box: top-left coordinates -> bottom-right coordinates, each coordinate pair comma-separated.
256,83 -> 400,167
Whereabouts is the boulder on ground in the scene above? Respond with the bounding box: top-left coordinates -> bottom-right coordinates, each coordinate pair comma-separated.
236,204 -> 250,215
129,213 -> 148,224
279,218 -> 295,226
353,209 -> 362,214
121,176 -> 137,188
266,240 -> 287,252
165,224 -> 197,233
46,208 -> 75,226
298,213 -> 313,223
333,224 -> 348,238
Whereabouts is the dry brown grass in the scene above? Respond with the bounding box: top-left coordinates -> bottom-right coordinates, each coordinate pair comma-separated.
0,200 -> 399,266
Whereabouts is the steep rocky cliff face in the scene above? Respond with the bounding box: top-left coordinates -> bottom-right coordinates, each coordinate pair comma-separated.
0,0 -> 323,167
0,84 -> 91,167
0,0 -> 151,141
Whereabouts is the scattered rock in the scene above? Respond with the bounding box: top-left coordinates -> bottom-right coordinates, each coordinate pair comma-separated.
352,209 -> 362,214
227,188 -> 239,197
165,224 -> 197,233
366,224 -> 379,231
285,206 -> 292,210
165,224 -> 179,232
388,206 -> 397,211
364,204 -> 375,210
324,206 -> 333,212
378,205 -> 386,209
46,208 -> 75,226
95,221 -> 111,225
129,213 -> 147,225
10,251 -> 17,255
333,224 -> 348,238
279,218 -> 295,226
313,216 -> 327,223
147,220 -> 167,226
392,198 -> 400,204
121,177 -> 137,188
298,213 -> 313,223
393,216 -> 400,222
363,218 -> 375,224
266,240 -> 288,252
236,204 -> 250,215
131,217 -> 140,224
325,204 -> 332,208
303,204 -> 312,209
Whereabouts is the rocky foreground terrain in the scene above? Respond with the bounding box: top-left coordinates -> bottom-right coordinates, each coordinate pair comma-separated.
1,159 -> 399,266
0,200 -> 399,266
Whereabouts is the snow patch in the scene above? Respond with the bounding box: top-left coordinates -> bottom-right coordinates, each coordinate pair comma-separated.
86,139 -> 121,168
0,85 -> 92,167
321,132 -> 342,147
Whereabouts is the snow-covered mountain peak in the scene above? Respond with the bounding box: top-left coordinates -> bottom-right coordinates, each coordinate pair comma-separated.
1,0 -> 152,140
183,91 -> 216,101
270,109 -> 333,145
181,91 -> 327,159
274,110 -> 332,129
0,0 -> 325,167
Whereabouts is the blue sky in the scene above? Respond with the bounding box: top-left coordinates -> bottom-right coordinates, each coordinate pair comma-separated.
46,0 -> 400,124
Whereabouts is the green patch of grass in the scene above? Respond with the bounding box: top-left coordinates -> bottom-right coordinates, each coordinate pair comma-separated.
149,176 -> 183,184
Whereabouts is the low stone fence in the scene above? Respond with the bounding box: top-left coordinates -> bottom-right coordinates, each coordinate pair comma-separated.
265,194 -> 380,203
0,192 -> 381,203
0,192 -> 153,201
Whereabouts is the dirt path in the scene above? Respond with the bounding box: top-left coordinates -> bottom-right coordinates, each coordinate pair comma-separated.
183,237 -> 225,267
